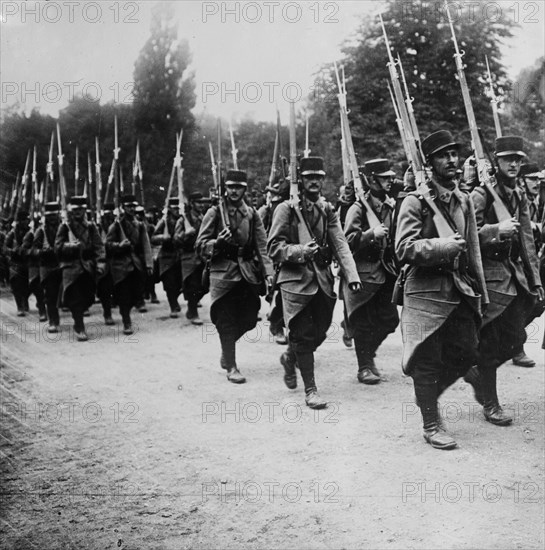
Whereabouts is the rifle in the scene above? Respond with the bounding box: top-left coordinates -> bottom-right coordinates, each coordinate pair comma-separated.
269,129 -> 279,188
56,123 -> 76,242
485,55 -> 502,138
445,1 -> 511,222
175,130 -> 194,232
16,150 -> 31,217
9,172 -> 20,220
160,132 -> 180,238
387,81 -> 411,163
333,62 -> 381,229
380,16 -> 455,238
229,120 -> 238,170
276,108 -> 289,182
209,141 -> 228,228
288,101 -> 314,245
86,151 -> 92,217
304,114 -> 311,158
136,140 -> 144,206
95,137 -> 103,227
31,145 -> 39,227
112,114 -> 127,239
45,131 -> 55,203
74,145 -> 79,196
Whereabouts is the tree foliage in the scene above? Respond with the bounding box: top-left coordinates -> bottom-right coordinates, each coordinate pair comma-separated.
309,0 -> 516,184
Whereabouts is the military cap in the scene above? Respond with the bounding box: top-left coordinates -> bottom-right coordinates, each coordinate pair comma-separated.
44,202 -> 61,213
135,205 -> 145,213
225,170 -> 248,186
519,162 -> 540,178
495,136 -> 525,157
364,158 -> 396,177
189,191 -> 204,201
421,130 -> 460,158
167,197 -> 180,207
121,194 -> 139,206
300,156 -> 325,176
102,202 -> 115,212
69,196 -> 88,207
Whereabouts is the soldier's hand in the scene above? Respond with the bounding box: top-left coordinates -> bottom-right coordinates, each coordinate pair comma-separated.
119,239 -> 132,249
147,267 -> 154,277
499,218 -> 520,239
216,228 -> 233,245
349,282 -> 362,293
64,241 -> 80,251
443,234 -> 467,255
533,285 -> 545,302
96,266 -> 105,277
302,241 -> 319,261
373,224 -> 389,240
184,227 -> 197,239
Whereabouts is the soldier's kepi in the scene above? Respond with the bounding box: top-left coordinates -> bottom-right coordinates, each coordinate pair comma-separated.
196,169 -> 273,385
395,130 -> 488,450
267,156 -> 361,409
467,136 -> 544,424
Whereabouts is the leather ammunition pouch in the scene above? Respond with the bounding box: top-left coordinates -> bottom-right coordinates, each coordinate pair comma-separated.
314,245 -> 332,268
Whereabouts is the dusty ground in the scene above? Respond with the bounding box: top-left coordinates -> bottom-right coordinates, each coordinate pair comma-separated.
1,282 -> 544,550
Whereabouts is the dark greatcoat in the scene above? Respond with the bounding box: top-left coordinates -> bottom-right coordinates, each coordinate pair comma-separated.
471,182 -> 541,326
54,220 -> 105,307
395,182 -> 488,373
267,198 -> 359,330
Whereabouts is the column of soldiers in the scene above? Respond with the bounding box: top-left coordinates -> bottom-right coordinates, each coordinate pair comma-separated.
2,131 -> 544,451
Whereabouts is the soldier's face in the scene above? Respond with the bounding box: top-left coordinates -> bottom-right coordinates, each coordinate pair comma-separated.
302,174 -> 324,197
497,155 -> 523,179
124,204 -> 136,217
193,201 -> 205,214
430,148 -> 459,180
71,206 -> 85,221
524,176 -> 539,197
372,175 -> 393,194
225,185 -> 246,203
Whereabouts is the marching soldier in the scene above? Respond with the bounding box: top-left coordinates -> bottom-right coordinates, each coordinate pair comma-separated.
258,181 -> 289,345
173,192 -> 208,325
335,180 -> 356,229
342,159 -> 399,384
32,202 -> 62,332
196,169 -> 273,384
0,217 -> 9,287
151,198 -> 183,318
22,217 -> 47,321
105,194 -> 153,335
55,196 -> 105,341
4,210 -> 31,316
467,136 -> 543,424
96,203 -> 116,325
395,131 -> 488,450
509,162 -> 543,367
267,157 -> 361,409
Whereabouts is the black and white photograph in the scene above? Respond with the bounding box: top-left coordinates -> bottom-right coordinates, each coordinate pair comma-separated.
1,1 -> 544,548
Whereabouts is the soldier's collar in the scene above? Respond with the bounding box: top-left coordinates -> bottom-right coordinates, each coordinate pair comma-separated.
226,200 -> 249,216
432,180 -> 464,204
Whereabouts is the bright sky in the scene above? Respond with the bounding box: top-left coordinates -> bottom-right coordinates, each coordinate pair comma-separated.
1,1 -> 544,124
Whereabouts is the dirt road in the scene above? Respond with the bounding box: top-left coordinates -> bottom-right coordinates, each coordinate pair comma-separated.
1,286 -> 543,550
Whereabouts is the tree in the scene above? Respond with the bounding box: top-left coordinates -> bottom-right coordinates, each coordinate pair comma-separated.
132,2 -> 197,207
308,0 -> 516,184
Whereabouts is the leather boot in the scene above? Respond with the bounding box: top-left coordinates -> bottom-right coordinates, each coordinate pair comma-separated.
512,348 -> 535,368
296,352 -> 327,409
480,368 -> 513,426
280,349 -> 297,389
415,379 -> 457,450
464,366 -> 484,406
355,347 -> 381,384
220,333 -> 246,383
186,301 -> 203,325
227,367 -> 246,384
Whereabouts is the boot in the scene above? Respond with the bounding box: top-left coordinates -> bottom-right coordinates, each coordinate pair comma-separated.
150,291 -> 159,304
280,350 -> 297,389
186,301 -> 203,325
220,334 -> 246,383
227,367 -> 246,384
73,311 -> 88,342
512,347 -> 535,368
464,366 -> 484,406
296,352 -> 327,409
340,320 -> 352,348
15,295 -> 26,316
103,307 -> 115,326
355,347 -> 381,384
38,302 -> 47,322
480,368 -> 513,426
168,294 -> 180,318
121,308 -> 133,335
415,379 -> 457,450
